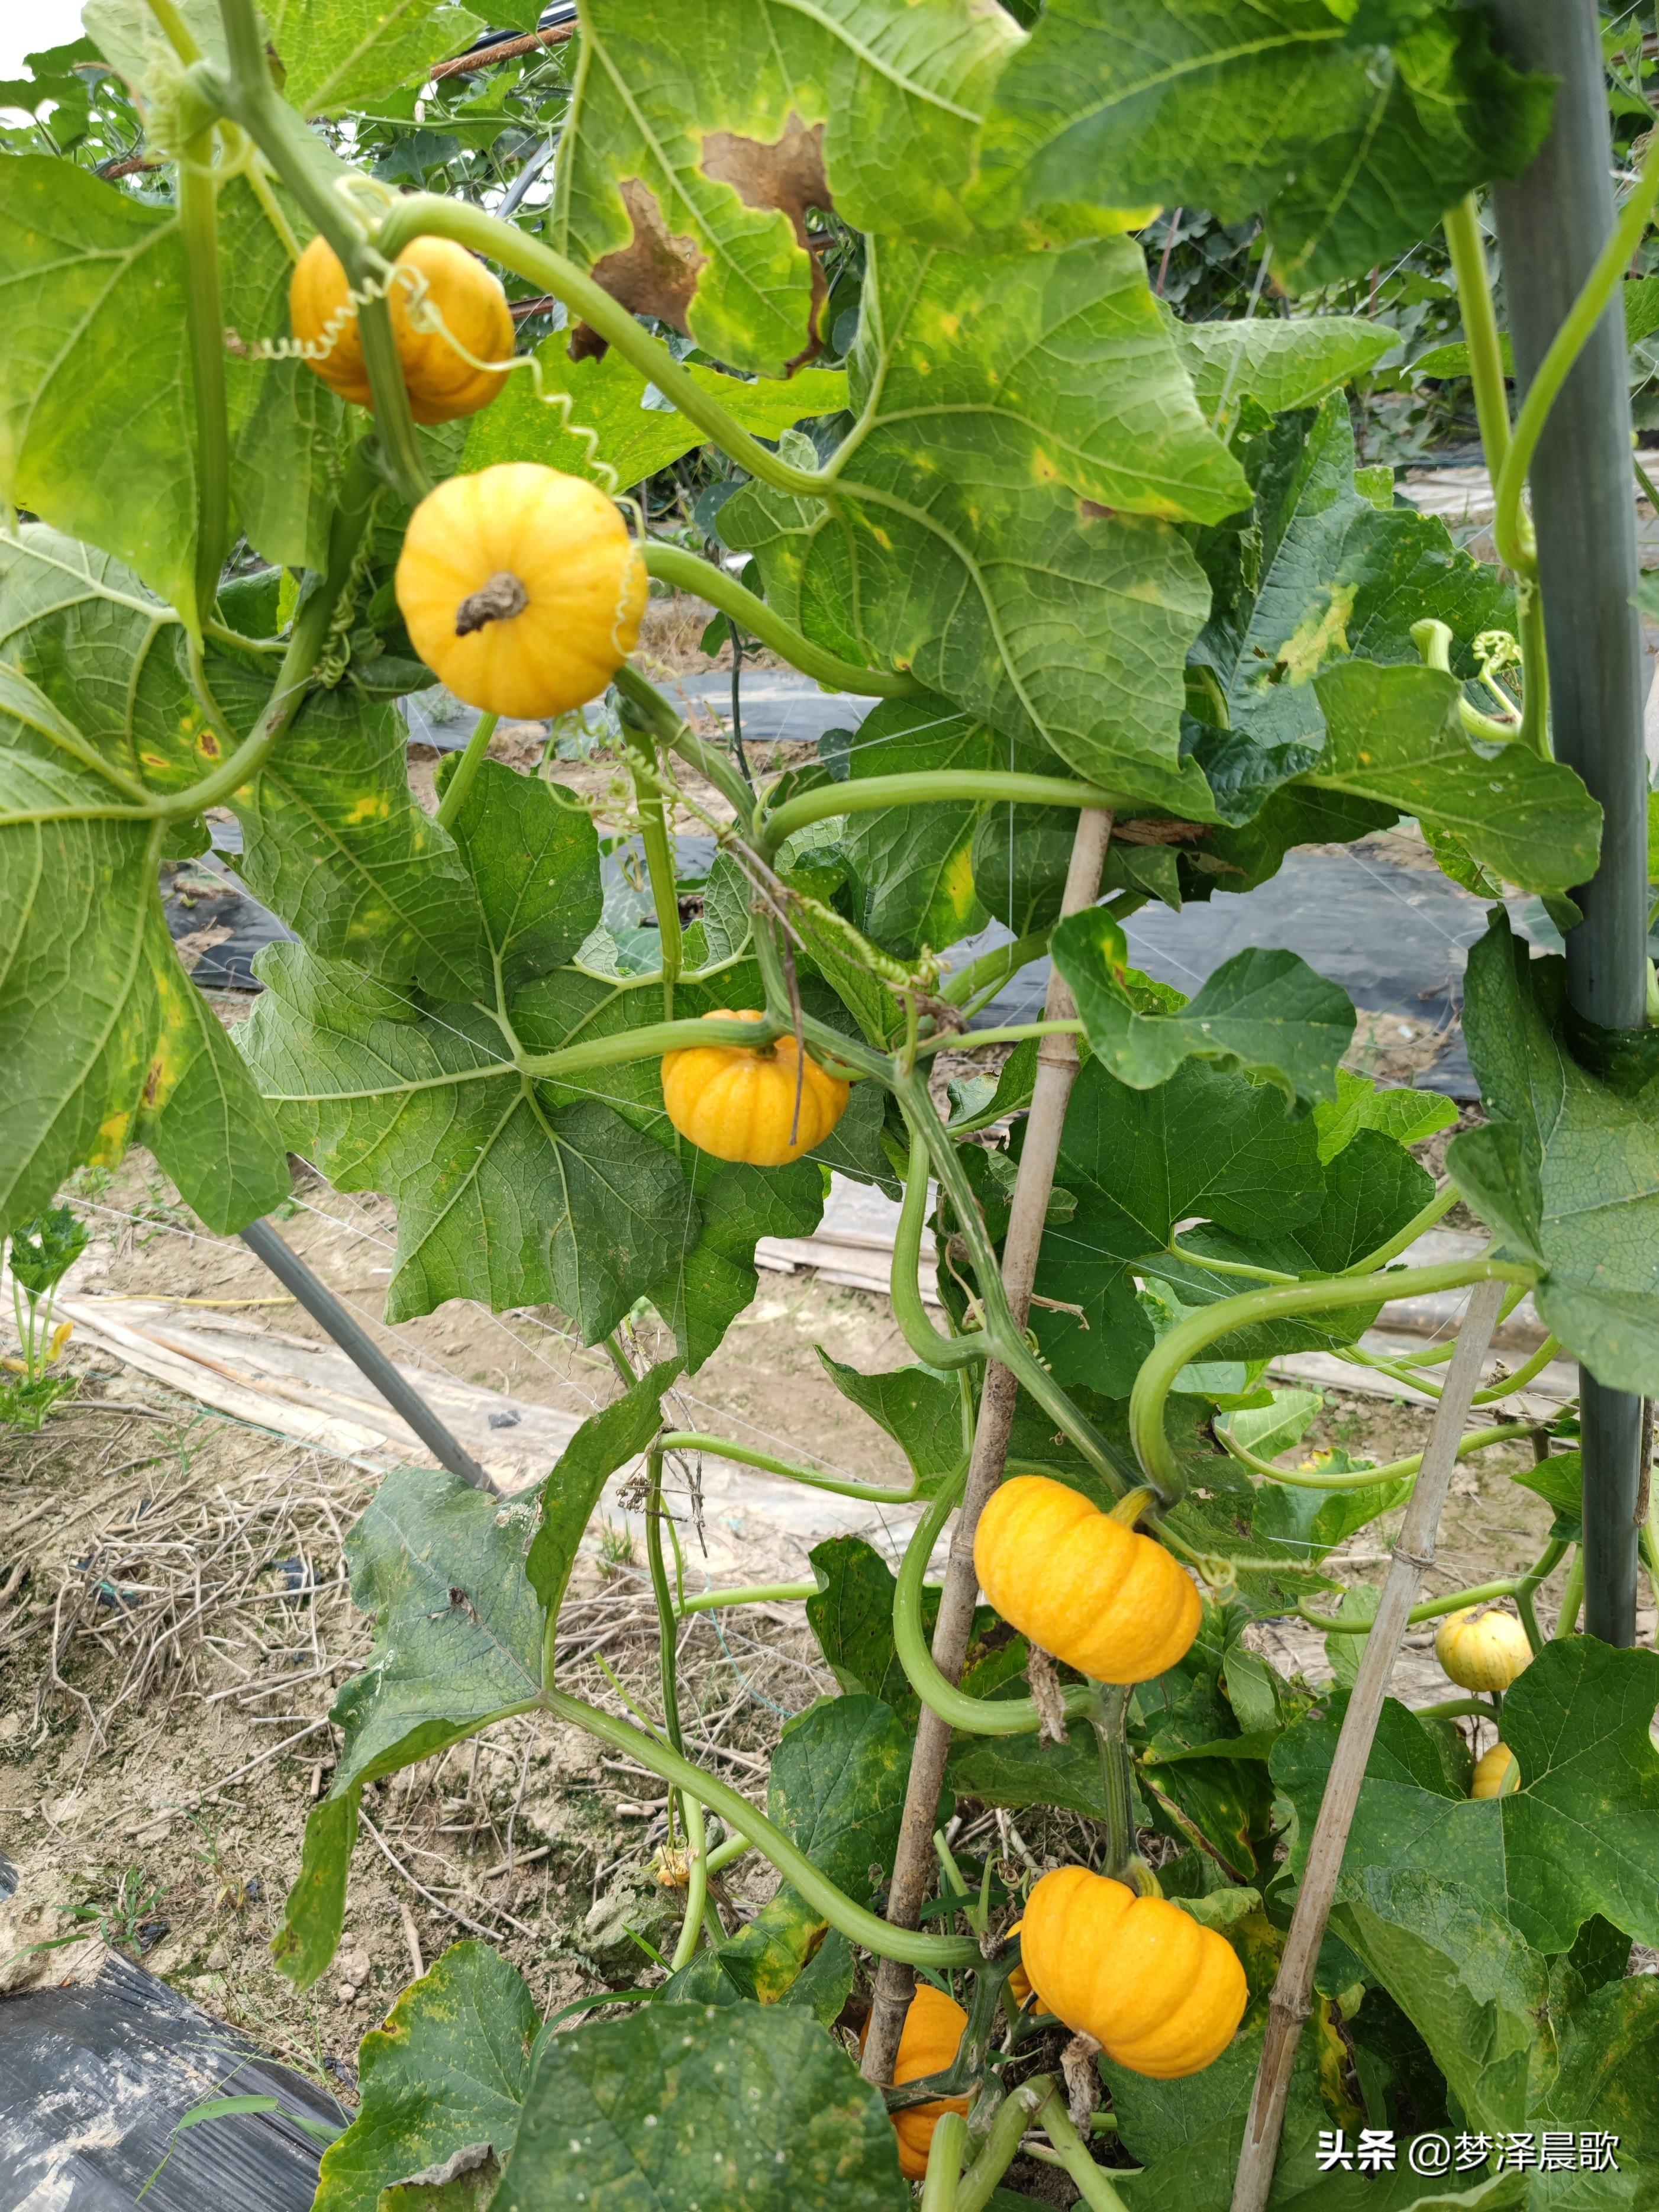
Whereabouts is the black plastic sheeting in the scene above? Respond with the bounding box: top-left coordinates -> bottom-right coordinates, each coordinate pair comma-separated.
0,1950 -> 340,2210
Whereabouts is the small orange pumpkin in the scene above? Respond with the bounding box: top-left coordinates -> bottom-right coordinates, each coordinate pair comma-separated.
974,1474 -> 1200,1684
861,1982 -> 970,2181
1021,1866 -> 1247,2078
291,233 -> 514,424
660,1011 -> 850,1166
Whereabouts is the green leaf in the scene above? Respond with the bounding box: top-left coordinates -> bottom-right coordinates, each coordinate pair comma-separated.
1418,275 -> 1659,382
7,1205 -> 88,1296
1189,396 -> 1513,825
220,178 -> 347,575
465,324 -> 847,486
228,685 -> 489,1000
1529,1975 -> 1659,2181
837,697 -> 1005,960
970,0 -> 1553,291
1222,1388 -> 1324,1467
1176,318 -> 1396,424
1053,914 -> 1355,1107
767,1693 -> 914,1904
315,1943 -> 537,2212
1027,1053 -> 1327,1395
266,0 -> 483,118
499,2001 -> 908,2209
1273,1639 -> 1659,1956
663,1890 -> 849,2016
553,0 -> 1022,373
0,157 -> 202,629
1313,1067 -> 1456,1165
1510,1447 -> 1582,1543
0,660 -> 290,1236
271,1791 -> 358,1991
648,1150 -> 824,1372
1329,1868 -> 1545,2133
1176,1127 -> 1435,1282
1450,915 -> 1659,1391
947,1730 -> 1124,1824
528,1357 -> 683,1623
816,1352 -> 966,1495
722,238 -> 1225,813
1306,662 -> 1602,895
243,946 -> 694,1337
445,760 -> 602,994
806,1538 -> 1022,1724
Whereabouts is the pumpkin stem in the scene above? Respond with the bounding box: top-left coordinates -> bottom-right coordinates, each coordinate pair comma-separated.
1106,1485 -> 1157,1529
454,569 -> 529,633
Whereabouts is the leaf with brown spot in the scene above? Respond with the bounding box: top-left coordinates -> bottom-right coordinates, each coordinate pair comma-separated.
554,0 -> 1021,375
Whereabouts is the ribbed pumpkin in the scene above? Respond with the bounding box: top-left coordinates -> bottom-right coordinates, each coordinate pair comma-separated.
973,1475 -> 1200,1683
1434,1606 -> 1532,1694
861,1983 -> 970,2181
395,465 -> 647,717
1020,1867 -> 1247,2079
1471,1742 -> 1521,1798
291,233 -> 514,424
660,1011 -> 849,1166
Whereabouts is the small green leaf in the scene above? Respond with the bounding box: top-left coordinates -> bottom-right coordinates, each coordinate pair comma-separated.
315,1943 -> 537,2212
528,1357 -> 683,1623
499,2001 -> 908,2209
815,1353 -> 966,1495
1510,1447 -> 1581,1542
272,1791 -> 359,1990
1054,916 -> 1355,1106
1176,318 -> 1396,421
446,760 -> 602,994
1313,1068 -> 1456,1165
266,0 -> 483,118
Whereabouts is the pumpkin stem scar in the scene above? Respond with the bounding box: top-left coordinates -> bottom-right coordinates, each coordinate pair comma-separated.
454,571 -> 529,633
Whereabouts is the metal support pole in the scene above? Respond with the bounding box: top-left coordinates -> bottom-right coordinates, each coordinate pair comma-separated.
240,1217 -> 492,1492
1491,0 -> 1648,1645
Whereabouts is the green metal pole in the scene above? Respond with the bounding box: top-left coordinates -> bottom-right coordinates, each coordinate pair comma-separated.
1490,0 -> 1647,1646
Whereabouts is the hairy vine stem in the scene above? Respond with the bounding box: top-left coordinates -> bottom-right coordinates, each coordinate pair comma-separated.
1229,1278 -> 1508,2212
641,543 -> 919,698
176,122 -> 230,633
862,805 -> 1113,2088
434,711 -> 498,832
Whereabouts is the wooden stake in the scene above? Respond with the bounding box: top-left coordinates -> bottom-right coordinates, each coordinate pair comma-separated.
1228,1276 -> 1508,2212
861,809 -> 1113,2085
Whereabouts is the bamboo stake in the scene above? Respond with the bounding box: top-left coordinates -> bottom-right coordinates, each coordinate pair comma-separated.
860,808 -> 1113,2085
1228,1276 -> 1508,2212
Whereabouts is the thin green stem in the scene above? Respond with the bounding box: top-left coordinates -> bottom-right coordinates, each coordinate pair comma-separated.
759,772 -> 1125,862
628,739 -> 682,1021
956,2082 -> 1052,2212
177,132 -> 230,632
642,543 -> 919,697
378,196 -> 828,502
943,931 -> 1052,1008
705,1829 -> 751,1875
1338,1181 -> 1460,1275
676,1580 -> 817,1614
1216,1419 -> 1531,1491
1515,579 -> 1550,757
1092,1684 -> 1137,1882
669,1794 -> 709,1972
615,663 -> 759,831
915,1021 -> 1082,1058
1409,620 -> 1522,745
1299,1572 -> 1535,1634
435,711 -> 498,832
1555,1547 -> 1583,1636
1169,1242 -> 1297,1285
142,0 -> 203,61
1442,197 -> 1513,484
894,1476 -> 1096,1737
1412,1695 -> 1500,1721
519,1012 -> 785,1084
543,1689 -> 981,1968
659,1431 -> 924,1505
1035,2090 -> 1131,2212
892,1133 -> 983,1372
1495,129 -> 1659,576
1473,1334 -> 1561,1404
1129,1260 -> 1537,1500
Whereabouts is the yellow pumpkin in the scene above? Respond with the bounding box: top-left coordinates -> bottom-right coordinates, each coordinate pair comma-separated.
1020,1866 -> 1247,2079
861,1982 -> 970,2181
973,1474 -> 1200,1684
1471,1742 -> 1521,1798
395,465 -> 647,717
660,1011 -> 850,1166
290,233 -> 515,424
1434,1606 -> 1531,1694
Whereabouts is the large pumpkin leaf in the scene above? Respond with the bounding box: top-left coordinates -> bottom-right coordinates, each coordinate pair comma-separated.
313,1943 -> 537,2212
970,0 -> 1553,291
644,1146 -> 822,1371
1273,1639 -> 1659,1958
1186,396 -> 1512,825
553,0 -> 1022,374
1174,318 -> 1396,427
243,943 -> 692,1336
1053,914 -> 1355,1107
0,161 -> 344,626
723,238 -> 1226,812
500,2002 -> 908,2210
0,659 -> 289,1235
264,0 -> 483,118
1448,915 -> 1659,1392
1302,663 -> 1602,897
816,1350 -> 966,1494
